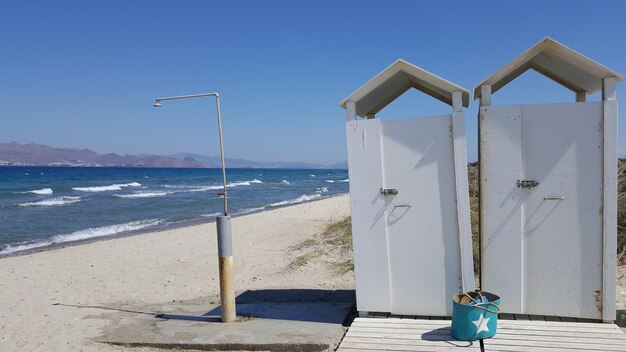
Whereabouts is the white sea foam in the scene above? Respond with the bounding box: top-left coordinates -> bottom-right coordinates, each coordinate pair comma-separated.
72,182 -> 141,192
281,180 -> 291,185
315,187 -> 329,193
0,219 -> 162,256
18,196 -> 81,207
325,180 -> 335,183
162,184 -> 190,189
338,179 -> 349,183
189,185 -> 224,192
114,192 -> 170,198
25,188 -> 53,195
201,212 -> 223,218
236,207 -> 266,215
268,193 -> 321,207
309,174 -> 315,177
114,179 -> 262,199
228,179 -> 262,187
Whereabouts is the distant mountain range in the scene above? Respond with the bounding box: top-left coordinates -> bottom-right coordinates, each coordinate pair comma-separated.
0,142 -> 348,169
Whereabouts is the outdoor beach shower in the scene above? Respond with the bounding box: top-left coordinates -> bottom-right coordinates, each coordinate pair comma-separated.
153,92 -> 236,323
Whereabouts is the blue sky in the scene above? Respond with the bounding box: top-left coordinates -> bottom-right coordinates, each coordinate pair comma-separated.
1,1 -> 625,164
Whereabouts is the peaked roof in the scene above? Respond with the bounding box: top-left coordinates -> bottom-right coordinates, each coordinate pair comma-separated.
474,37 -> 624,100
339,59 -> 469,117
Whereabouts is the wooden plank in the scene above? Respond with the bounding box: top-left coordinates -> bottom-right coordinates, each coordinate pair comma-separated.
499,313 -> 515,320
602,77 -> 618,322
351,322 -> 624,335
339,342 -> 480,352
347,328 -> 626,342
561,316 -> 577,322
521,103 -> 604,319
480,85 -> 492,106
479,105 -> 524,313
339,347 -> 479,352
346,118 -> 392,313
544,315 -> 560,322
380,115 -> 466,316
372,312 -> 389,318
451,93 -> 476,292
353,317 -> 620,329
349,322 -> 624,335
349,324 -> 623,336
576,317 -> 598,323
514,314 -> 531,321
344,336 -> 626,352
487,338 -> 626,351
482,345 -> 625,352
339,318 -> 626,352
528,314 -> 545,321
341,338 -> 477,349
347,331 -> 626,345
346,101 -> 357,121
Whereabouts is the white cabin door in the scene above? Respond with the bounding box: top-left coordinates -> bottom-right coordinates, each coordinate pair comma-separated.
380,116 -> 463,316
480,102 -> 603,319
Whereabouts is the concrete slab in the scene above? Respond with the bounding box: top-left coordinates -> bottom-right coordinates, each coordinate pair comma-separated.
95,289 -> 355,351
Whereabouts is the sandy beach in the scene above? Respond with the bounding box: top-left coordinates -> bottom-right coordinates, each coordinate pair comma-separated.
0,194 -> 353,351
4,192 -> 626,351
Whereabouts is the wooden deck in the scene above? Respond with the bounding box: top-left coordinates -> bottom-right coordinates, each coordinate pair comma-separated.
337,317 -> 626,352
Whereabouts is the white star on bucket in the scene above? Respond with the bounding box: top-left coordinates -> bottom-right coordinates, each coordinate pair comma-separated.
473,314 -> 490,334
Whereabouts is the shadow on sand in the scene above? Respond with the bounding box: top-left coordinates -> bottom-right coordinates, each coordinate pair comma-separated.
56,289 -> 356,325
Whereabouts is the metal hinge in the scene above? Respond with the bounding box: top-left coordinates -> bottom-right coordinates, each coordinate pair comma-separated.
380,188 -> 398,195
516,180 -> 539,188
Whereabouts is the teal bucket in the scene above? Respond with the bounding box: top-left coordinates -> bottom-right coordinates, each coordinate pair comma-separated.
451,291 -> 501,341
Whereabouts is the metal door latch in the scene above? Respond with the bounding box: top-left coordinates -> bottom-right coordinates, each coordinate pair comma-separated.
517,180 -> 539,188
380,188 -> 398,195
394,204 -> 413,208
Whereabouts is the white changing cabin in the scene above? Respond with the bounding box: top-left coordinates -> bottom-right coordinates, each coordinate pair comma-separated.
339,59 -> 475,317
476,37 -> 624,322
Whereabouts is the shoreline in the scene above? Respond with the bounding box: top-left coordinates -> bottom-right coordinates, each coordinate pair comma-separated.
0,192 -> 348,260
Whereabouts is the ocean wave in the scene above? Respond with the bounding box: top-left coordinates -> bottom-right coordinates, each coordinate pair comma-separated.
72,182 -> 141,192
338,179 -> 349,183
162,184 -> 191,189
228,179 -> 262,187
201,212 -> 223,218
114,192 -> 170,198
163,180 -> 261,192
25,188 -> 53,195
281,180 -> 291,185
185,186 -> 223,192
18,196 -> 81,207
267,193 -> 321,207
315,187 -> 329,193
0,219 -> 162,256
236,207 -> 266,215
325,180 -> 335,183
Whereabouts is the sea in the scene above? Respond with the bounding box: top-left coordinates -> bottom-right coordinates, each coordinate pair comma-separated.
0,167 -> 349,256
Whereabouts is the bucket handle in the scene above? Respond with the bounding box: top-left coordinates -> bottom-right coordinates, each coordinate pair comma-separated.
462,292 -> 501,315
